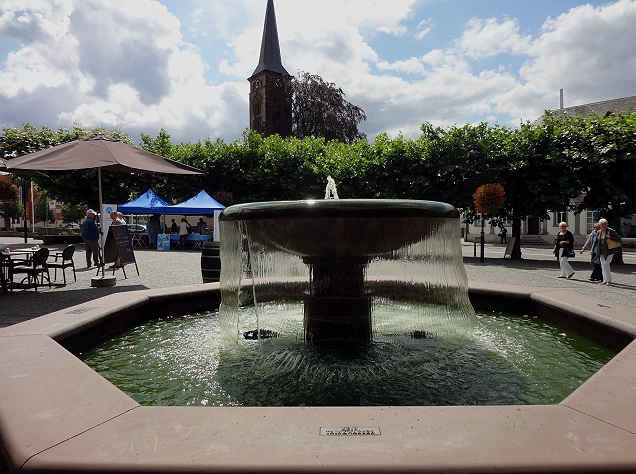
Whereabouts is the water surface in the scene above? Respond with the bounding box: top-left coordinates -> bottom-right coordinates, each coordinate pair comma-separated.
78,306 -> 615,407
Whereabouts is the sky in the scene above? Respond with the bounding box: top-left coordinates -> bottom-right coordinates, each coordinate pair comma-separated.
1,0 -> 635,144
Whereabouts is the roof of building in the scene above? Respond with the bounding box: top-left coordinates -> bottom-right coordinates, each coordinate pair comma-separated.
251,0 -> 289,77
534,95 -> 636,124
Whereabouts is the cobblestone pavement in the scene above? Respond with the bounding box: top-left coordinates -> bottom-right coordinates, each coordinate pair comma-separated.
1,236 -> 634,328
462,240 -> 636,310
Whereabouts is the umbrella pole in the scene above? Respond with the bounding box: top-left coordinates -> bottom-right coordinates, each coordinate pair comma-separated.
90,167 -> 115,287
98,168 -> 105,277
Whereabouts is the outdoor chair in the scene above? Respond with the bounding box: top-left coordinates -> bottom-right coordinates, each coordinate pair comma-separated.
0,253 -> 10,296
11,247 -> 51,292
47,245 -> 76,284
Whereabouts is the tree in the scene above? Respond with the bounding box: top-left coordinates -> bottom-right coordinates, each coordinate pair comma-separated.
0,200 -> 24,229
139,128 -> 209,203
574,111 -> 636,229
1,124 -> 172,208
290,71 -> 366,144
35,192 -> 55,223
493,116 -> 584,259
61,202 -> 87,224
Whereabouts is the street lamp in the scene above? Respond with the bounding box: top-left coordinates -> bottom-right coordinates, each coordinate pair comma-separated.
14,176 -> 29,244
474,183 -> 505,265
480,213 -> 485,263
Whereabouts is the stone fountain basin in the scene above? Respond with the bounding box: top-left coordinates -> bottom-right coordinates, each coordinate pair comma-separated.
1,282 -> 636,473
220,199 -> 459,258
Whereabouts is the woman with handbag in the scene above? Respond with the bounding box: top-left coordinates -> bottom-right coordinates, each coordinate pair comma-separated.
597,218 -> 621,286
554,222 -> 575,279
580,223 -> 603,282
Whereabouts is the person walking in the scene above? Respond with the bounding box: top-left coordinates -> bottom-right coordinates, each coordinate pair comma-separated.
499,227 -> 507,244
580,223 -> 602,282
179,217 -> 188,250
146,215 -> 159,248
597,218 -> 621,286
81,209 -> 102,268
110,211 -> 124,226
553,222 -> 575,279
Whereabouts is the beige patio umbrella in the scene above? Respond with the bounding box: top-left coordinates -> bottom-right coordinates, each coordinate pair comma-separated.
1,158 -> 48,176
6,134 -> 204,281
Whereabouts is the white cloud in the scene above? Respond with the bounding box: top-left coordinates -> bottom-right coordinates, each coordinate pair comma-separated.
361,0 -> 636,135
191,8 -> 203,24
456,17 -> 532,59
519,0 -> 636,109
377,58 -> 425,75
0,0 -> 249,142
415,19 -> 433,39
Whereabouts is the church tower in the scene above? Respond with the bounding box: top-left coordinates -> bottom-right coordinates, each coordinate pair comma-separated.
248,0 -> 292,138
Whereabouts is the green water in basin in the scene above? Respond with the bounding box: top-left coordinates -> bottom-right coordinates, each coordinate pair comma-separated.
77,305 -> 615,407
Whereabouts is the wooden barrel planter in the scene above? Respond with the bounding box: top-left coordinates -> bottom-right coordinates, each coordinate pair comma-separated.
201,241 -> 221,283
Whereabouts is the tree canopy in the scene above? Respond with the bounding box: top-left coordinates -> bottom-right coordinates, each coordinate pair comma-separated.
290,71 -> 366,144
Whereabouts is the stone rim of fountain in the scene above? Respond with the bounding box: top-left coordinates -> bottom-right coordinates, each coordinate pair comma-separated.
1,282 -> 636,473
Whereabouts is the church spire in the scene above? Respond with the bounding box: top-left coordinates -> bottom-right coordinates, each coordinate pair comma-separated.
252,0 -> 288,76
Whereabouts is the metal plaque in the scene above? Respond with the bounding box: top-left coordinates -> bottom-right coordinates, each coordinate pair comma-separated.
65,306 -> 98,314
320,427 -> 381,436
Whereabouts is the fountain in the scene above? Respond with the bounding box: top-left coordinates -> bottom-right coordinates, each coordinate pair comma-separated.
219,197 -> 474,345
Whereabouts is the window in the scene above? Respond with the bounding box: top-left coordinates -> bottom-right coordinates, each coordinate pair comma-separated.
586,210 -> 600,234
553,212 -> 568,226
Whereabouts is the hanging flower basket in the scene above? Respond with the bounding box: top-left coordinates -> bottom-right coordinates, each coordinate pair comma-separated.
0,176 -> 18,201
473,183 -> 505,216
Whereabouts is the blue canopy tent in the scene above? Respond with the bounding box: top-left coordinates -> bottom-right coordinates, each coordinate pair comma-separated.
165,190 -> 225,215
117,188 -> 170,214
116,189 -> 172,248
166,190 -> 226,243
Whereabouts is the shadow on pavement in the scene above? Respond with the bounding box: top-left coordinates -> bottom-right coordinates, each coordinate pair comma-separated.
463,256 -> 633,274
1,285 -> 149,326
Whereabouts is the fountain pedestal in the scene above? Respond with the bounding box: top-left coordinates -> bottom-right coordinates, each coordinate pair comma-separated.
303,257 -> 371,343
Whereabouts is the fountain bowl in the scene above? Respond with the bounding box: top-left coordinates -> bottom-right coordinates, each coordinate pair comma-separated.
220,199 -> 458,257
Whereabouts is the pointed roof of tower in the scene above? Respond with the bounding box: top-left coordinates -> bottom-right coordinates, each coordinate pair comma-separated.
251,0 -> 289,76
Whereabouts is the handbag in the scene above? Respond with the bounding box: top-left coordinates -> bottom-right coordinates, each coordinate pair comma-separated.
567,250 -> 575,258
607,238 -> 621,250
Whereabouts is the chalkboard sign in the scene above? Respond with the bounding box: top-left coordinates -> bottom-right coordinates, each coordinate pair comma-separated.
503,236 -> 516,259
103,225 -> 139,278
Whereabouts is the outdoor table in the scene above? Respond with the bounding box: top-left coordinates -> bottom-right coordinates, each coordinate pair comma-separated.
187,234 -> 211,250
2,248 -> 38,262
168,233 -> 210,250
0,247 -> 39,291
169,233 -> 181,249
